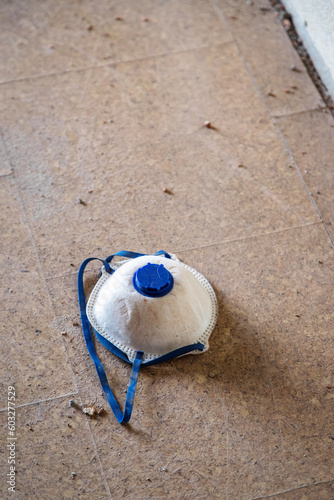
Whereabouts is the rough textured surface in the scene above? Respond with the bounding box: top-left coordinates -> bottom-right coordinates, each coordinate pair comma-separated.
0,397 -> 111,499
0,0 -> 333,499
277,109 -> 334,242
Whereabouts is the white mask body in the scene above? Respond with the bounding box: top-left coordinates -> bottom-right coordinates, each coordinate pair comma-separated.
87,254 -> 217,363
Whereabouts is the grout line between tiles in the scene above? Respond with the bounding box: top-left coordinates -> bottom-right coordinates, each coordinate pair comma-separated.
174,221 -> 322,253
0,40 -> 234,88
210,1 -> 334,248
35,221 -> 324,283
40,222 -> 322,282
0,391 -> 78,412
250,477 -> 334,500
273,106 -> 329,120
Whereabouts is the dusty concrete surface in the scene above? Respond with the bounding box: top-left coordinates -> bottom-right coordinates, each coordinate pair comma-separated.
0,0 -> 333,499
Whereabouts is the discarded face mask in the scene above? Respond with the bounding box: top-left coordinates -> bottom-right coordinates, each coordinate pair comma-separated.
78,250 -> 218,424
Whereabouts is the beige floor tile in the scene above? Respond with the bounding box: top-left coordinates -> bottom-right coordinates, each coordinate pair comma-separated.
0,177 -> 76,406
277,108 -> 334,242
1,42 -> 274,154
0,397 -> 110,499
0,0 -> 231,83
0,309 -> 76,409
176,223 -> 333,498
114,134 -> 319,251
267,480 -> 334,500
214,0 -> 324,117
1,42 -> 321,278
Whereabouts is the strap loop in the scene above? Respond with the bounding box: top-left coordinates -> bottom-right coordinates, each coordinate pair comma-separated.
105,249 -> 171,264
78,257 -> 143,424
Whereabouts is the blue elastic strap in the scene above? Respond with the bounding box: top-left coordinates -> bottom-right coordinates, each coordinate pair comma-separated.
105,249 -> 171,264
78,250 -> 194,424
95,330 -> 204,367
78,257 -> 143,424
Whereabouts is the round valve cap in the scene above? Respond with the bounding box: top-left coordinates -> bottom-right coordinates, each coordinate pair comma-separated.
133,263 -> 174,297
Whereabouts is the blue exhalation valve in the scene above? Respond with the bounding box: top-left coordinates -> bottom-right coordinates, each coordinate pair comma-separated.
133,263 -> 174,298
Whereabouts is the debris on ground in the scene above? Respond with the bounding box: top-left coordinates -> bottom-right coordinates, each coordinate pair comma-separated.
290,65 -> 302,73
76,198 -> 87,206
162,187 -> 173,195
82,404 -> 106,417
68,399 -> 106,417
69,399 -> 80,409
203,120 -> 219,131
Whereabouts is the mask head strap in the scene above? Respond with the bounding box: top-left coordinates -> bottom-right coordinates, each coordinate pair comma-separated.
78,257 -> 144,424
77,251 -> 175,424
105,249 -> 171,264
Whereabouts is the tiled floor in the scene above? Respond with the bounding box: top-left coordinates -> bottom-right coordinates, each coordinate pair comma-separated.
1,1 -> 333,499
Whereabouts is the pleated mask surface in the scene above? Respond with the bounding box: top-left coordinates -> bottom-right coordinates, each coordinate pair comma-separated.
78,250 -> 218,424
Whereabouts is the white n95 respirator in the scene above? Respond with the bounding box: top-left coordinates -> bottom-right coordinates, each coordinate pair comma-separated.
78,250 -> 218,424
